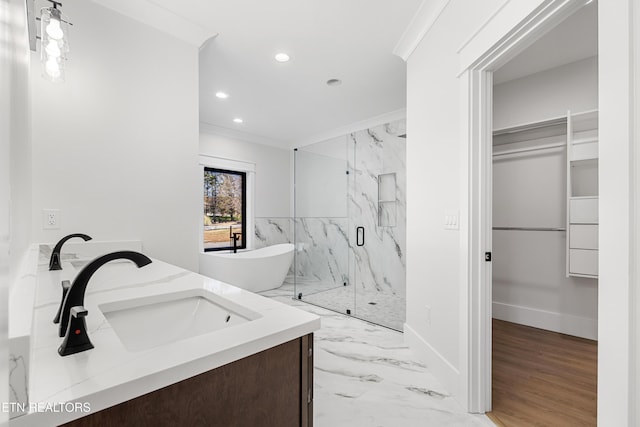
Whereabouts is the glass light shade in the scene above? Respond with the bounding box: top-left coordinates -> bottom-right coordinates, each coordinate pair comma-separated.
41,50 -> 65,83
42,54 -> 65,83
45,57 -> 61,77
41,9 -> 62,39
45,40 -> 61,57
40,7 -> 69,83
46,18 -> 64,40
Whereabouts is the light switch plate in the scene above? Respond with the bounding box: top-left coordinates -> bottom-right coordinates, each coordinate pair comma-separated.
444,210 -> 459,230
43,209 -> 61,230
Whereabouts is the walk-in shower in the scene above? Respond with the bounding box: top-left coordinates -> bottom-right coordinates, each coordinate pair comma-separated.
293,120 -> 406,330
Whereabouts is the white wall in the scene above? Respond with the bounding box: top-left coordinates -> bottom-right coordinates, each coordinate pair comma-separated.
406,1 -> 638,422
30,0 -> 200,271
493,56 -> 598,129
199,129 -> 292,218
8,0 -> 31,284
634,0 -> 640,422
597,1 -> 635,424
492,58 -> 598,339
2,0 -> 32,286
404,0 -> 504,398
2,0 -> 31,420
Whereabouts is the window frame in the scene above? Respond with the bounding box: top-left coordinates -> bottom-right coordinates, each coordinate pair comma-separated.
203,167 -> 247,252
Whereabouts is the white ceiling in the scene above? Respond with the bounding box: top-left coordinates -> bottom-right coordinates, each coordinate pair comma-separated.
95,0 -> 423,148
493,1 -> 597,85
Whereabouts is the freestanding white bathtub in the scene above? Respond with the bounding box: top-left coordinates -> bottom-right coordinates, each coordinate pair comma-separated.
199,244 -> 294,293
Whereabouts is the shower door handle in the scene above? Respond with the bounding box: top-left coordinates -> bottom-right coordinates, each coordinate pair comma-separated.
356,227 -> 365,246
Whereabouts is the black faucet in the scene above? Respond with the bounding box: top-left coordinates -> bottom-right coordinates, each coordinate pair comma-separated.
232,232 -> 242,253
57,251 -> 152,356
49,233 -> 92,271
53,279 -> 71,324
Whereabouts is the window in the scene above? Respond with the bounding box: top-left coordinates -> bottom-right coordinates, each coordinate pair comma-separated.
203,168 -> 246,251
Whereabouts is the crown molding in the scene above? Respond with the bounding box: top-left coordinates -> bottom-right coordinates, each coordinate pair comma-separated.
392,0 -> 452,61
92,0 -> 216,47
201,109 -> 406,151
294,108 -> 406,149
199,122 -> 290,150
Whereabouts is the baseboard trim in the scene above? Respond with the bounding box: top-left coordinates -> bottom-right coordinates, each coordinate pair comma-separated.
492,302 -> 598,340
403,323 -> 461,400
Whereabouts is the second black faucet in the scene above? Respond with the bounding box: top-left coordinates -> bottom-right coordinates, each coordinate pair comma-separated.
49,233 -> 93,271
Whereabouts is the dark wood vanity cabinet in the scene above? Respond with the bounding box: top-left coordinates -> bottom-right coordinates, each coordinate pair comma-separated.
61,334 -> 314,427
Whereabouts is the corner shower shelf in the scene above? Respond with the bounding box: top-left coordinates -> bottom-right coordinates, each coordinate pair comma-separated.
378,173 -> 397,227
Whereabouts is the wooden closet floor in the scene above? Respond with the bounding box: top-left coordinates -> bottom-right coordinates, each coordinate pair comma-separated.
487,319 -> 597,427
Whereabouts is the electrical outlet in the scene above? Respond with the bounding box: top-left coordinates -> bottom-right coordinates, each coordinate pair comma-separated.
43,209 -> 61,230
425,305 -> 431,325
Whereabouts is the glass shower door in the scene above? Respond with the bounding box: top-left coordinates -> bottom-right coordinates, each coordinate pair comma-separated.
293,121 -> 406,331
293,137 -> 352,314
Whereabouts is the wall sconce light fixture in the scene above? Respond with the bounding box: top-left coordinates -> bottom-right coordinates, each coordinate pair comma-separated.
39,0 -> 72,83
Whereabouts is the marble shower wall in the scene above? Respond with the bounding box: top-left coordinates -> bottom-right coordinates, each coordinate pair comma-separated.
294,218 -> 350,288
348,121 -> 407,304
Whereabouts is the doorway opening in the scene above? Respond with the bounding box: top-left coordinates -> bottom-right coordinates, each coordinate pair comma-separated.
463,0 -> 598,420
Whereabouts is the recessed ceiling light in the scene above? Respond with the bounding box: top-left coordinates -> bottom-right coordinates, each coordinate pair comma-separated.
233,118 -> 243,124
275,53 -> 290,63
215,92 -> 229,99
326,78 -> 342,86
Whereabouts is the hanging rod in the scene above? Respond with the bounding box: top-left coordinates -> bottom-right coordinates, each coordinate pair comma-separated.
493,142 -> 565,157
493,227 -> 566,232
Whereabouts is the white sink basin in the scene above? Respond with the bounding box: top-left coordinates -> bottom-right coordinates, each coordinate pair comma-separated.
99,289 -> 261,352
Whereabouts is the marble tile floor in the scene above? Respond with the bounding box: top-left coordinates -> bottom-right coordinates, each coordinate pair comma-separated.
260,285 -> 494,427
289,278 -> 406,331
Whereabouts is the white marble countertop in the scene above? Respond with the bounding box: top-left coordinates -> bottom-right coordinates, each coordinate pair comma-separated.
8,246 -> 38,340
10,245 -> 320,426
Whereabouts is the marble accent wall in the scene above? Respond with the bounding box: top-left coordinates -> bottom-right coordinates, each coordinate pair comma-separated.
253,217 -> 293,249
254,217 -> 294,275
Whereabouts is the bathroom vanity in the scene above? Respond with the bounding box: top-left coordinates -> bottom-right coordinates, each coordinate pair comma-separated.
9,243 -> 319,426
61,334 -> 314,427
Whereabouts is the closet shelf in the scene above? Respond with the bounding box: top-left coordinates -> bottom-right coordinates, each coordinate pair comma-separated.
571,137 -> 598,145
569,141 -> 598,161
570,158 -> 598,166
493,226 -> 566,232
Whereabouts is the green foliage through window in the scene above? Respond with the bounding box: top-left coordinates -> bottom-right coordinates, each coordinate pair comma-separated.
203,168 -> 246,251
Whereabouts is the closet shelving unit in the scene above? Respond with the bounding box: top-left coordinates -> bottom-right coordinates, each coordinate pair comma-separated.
566,109 -> 599,278
492,109 -> 599,279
